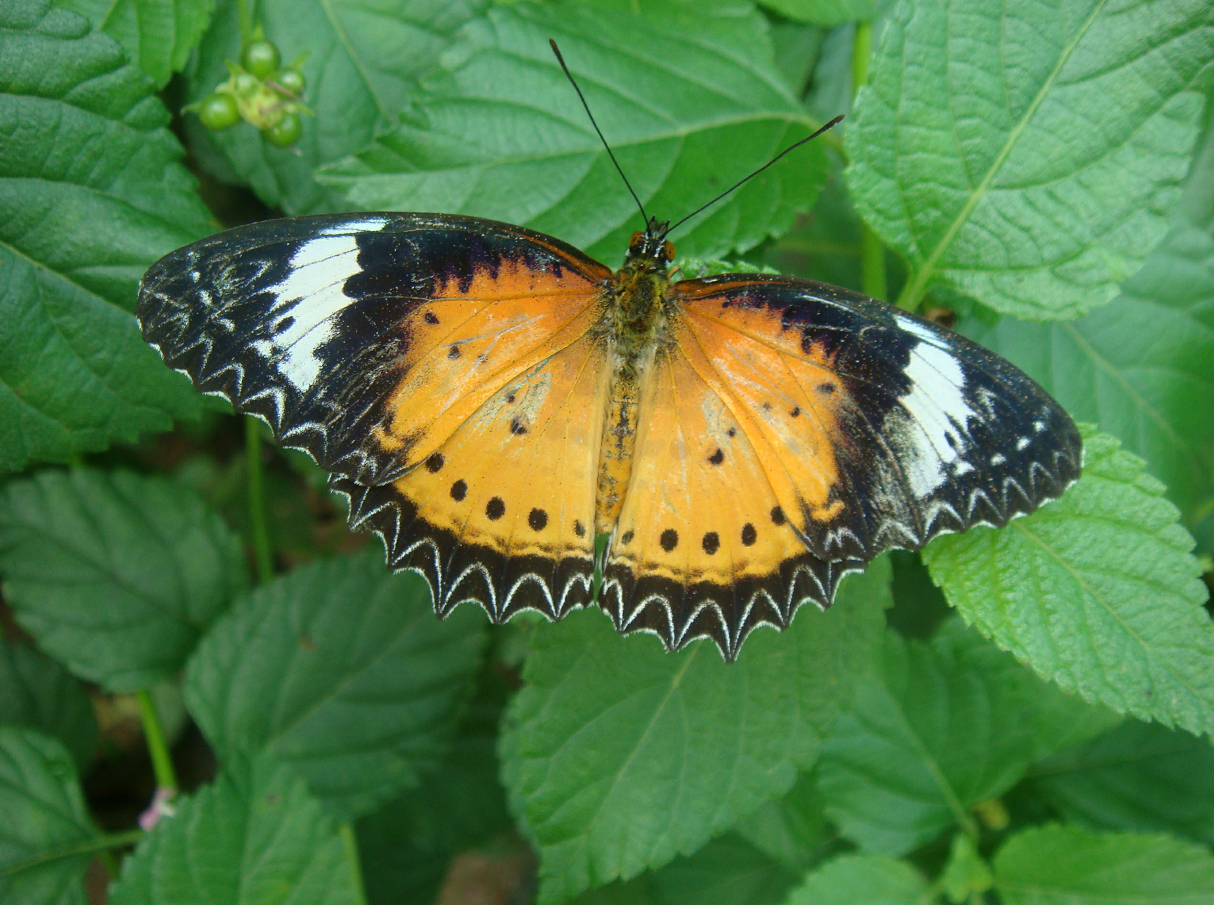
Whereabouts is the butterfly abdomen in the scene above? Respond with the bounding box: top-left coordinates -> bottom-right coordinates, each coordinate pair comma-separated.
593,254 -> 676,532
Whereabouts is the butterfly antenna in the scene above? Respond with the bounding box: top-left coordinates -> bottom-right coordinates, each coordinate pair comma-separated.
550,39 -> 650,226
668,114 -> 845,234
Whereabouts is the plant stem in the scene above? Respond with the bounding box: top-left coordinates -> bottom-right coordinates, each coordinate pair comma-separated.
238,0 -> 254,44
245,415 -> 274,584
860,224 -> 889,301
851,21 -> 872,97
851,21 -> 890,303
339,823 -> 368,905
136,689 -> 177,793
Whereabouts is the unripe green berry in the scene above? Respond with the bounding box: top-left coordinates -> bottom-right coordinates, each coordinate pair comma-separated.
197,92 -> 240,129
273,68 -> 305,95
264,111 -> 302,146
242,40 -> 281,79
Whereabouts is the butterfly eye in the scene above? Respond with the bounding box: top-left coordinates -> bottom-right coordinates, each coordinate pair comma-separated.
628,231 -> 645,253
662,240 -> 675,262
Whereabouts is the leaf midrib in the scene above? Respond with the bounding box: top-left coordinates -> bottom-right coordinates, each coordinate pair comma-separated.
319,0 -> 391,121
898,0 -> 1112,308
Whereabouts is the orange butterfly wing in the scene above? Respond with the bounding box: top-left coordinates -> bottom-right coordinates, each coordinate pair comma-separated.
603,274 -> 1080,657
139,213 -> 613,619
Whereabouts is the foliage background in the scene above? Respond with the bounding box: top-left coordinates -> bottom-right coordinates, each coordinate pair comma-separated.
1,0 -> 1213,903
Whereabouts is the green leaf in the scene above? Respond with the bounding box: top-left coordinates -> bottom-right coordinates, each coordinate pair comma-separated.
940,833 -> 993,904
765,163 -> 868,293
566,834 -> 799,905
923,429 -> 1214,735
184,550 -> 487,820
818,619 -> 1113,855
959,217 -> 1214,525
356,678 -> 514,905
646,834 -> 798,905
0,637 -> 97,772
0,468 -> 248,692
109,752 -> 359,905
0,1 -> 213,473
848,0 -> 1214,319
768,18 -> 824,97
757,0 -> 873,27
784,854 -> 930,905
1030,720 -> 1214,846
1176,91 -> 1214,230
319,0 -> 832,263
0,726 -> 98,905
182,0 -> 489,214
993,824 -> 1214,905
500,559 -> 889,903
56,0 -> 217,87
733,771 -> 830,872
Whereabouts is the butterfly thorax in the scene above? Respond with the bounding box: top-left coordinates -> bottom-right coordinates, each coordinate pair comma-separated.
594,223 -> 677,533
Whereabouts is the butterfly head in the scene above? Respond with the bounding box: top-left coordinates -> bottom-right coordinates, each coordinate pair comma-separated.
626,217 -> 675,272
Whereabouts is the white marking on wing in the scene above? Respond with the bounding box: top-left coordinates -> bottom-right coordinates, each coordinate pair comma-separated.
896,340 -> 975,497
266,234 -> 364,392
318,217 -> 388,237
894,314 -> 945,346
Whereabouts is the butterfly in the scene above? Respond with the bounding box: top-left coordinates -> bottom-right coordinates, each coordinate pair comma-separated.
136,205 -> 1082,660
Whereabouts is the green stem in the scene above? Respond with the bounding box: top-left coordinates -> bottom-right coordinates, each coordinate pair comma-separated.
238,0 -> 255,44
136,690 -> 178,792
0,829 -> 144,877
851,22 -> 889,302
851,21 -> 873,98
245,415 -> 274,584
339,823 -> 368,905
860,225 -> 888,301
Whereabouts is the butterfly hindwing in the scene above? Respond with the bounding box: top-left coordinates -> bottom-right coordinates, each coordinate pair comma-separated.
600,336 -> 863,657
603,274 -> 1081,657
138,212 -> 613,621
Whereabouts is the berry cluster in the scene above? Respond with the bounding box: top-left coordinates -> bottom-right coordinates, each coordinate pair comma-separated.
192,27 -> 309,147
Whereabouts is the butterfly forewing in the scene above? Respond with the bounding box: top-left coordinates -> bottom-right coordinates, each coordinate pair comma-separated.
138,213 -> 613,620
